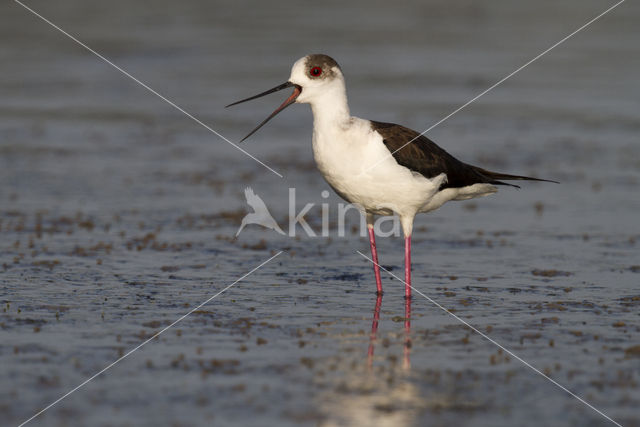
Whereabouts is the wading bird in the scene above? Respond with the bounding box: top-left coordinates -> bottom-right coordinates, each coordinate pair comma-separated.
228,54 -> 554,298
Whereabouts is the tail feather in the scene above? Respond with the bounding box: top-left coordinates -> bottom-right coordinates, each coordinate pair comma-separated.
473,167 -> 559,188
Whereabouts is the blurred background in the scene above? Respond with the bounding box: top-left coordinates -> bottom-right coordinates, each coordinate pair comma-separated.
1,1 -> 638,426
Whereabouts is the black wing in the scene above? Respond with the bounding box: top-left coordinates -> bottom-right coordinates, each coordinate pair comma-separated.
370,121 -> 555,189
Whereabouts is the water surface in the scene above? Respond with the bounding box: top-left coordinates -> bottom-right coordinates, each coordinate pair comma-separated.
1,1 -> 639,426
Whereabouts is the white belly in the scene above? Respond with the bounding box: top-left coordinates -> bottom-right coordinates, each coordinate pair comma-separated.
312,118 -> 448,217
311,117 -> 498,217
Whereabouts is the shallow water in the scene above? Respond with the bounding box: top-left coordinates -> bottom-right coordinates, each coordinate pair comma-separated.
1,0 -> 639,426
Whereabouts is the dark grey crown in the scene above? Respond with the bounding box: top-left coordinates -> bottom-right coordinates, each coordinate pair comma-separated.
305,54 -> 341,79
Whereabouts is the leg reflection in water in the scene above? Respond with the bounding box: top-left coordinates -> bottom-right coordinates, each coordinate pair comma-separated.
367,293 -> 383,369
367,293 -> 412,370
403,296 -> 412,370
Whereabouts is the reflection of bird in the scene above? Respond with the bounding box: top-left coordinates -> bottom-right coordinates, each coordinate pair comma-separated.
368,295 -> 411,371
236,187 -> 285,237
228,54 -> 556,297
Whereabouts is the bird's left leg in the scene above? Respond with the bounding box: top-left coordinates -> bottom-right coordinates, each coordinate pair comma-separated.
366,214 -> 383,295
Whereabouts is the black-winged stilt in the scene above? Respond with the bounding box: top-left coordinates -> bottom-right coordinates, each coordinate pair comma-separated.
227,54 -> 555,299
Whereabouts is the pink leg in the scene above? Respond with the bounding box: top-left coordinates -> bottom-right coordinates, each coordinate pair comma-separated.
404,235 -> 411,299
368,225 -> 383,295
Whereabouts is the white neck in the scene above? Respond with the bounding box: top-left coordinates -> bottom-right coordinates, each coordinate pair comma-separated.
309,85 -> 351,128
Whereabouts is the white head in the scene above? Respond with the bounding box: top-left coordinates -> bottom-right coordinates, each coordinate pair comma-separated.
288,54 -> 346,104
227,54 -> 347,141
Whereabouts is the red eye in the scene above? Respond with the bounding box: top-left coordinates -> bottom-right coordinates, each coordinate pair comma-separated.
309,66 -> 322,77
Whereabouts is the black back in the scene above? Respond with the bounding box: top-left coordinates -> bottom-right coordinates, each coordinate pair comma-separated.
371,121 -> 555,189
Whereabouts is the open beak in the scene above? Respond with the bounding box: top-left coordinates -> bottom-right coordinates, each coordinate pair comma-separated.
226,81 -> 302,142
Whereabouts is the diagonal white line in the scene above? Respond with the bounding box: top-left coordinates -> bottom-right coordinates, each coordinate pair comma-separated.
18,251 -> 283,427
365,0 -> 626,173
13,0 -> 283,179
356,250 -> 622,427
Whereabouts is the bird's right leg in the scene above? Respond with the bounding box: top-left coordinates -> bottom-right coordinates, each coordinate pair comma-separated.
367,214 -> 383,295
404,234 -> 411,299
400,214 -> 415,300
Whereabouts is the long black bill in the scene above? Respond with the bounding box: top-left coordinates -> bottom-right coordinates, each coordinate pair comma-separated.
226,81 -> 302,142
